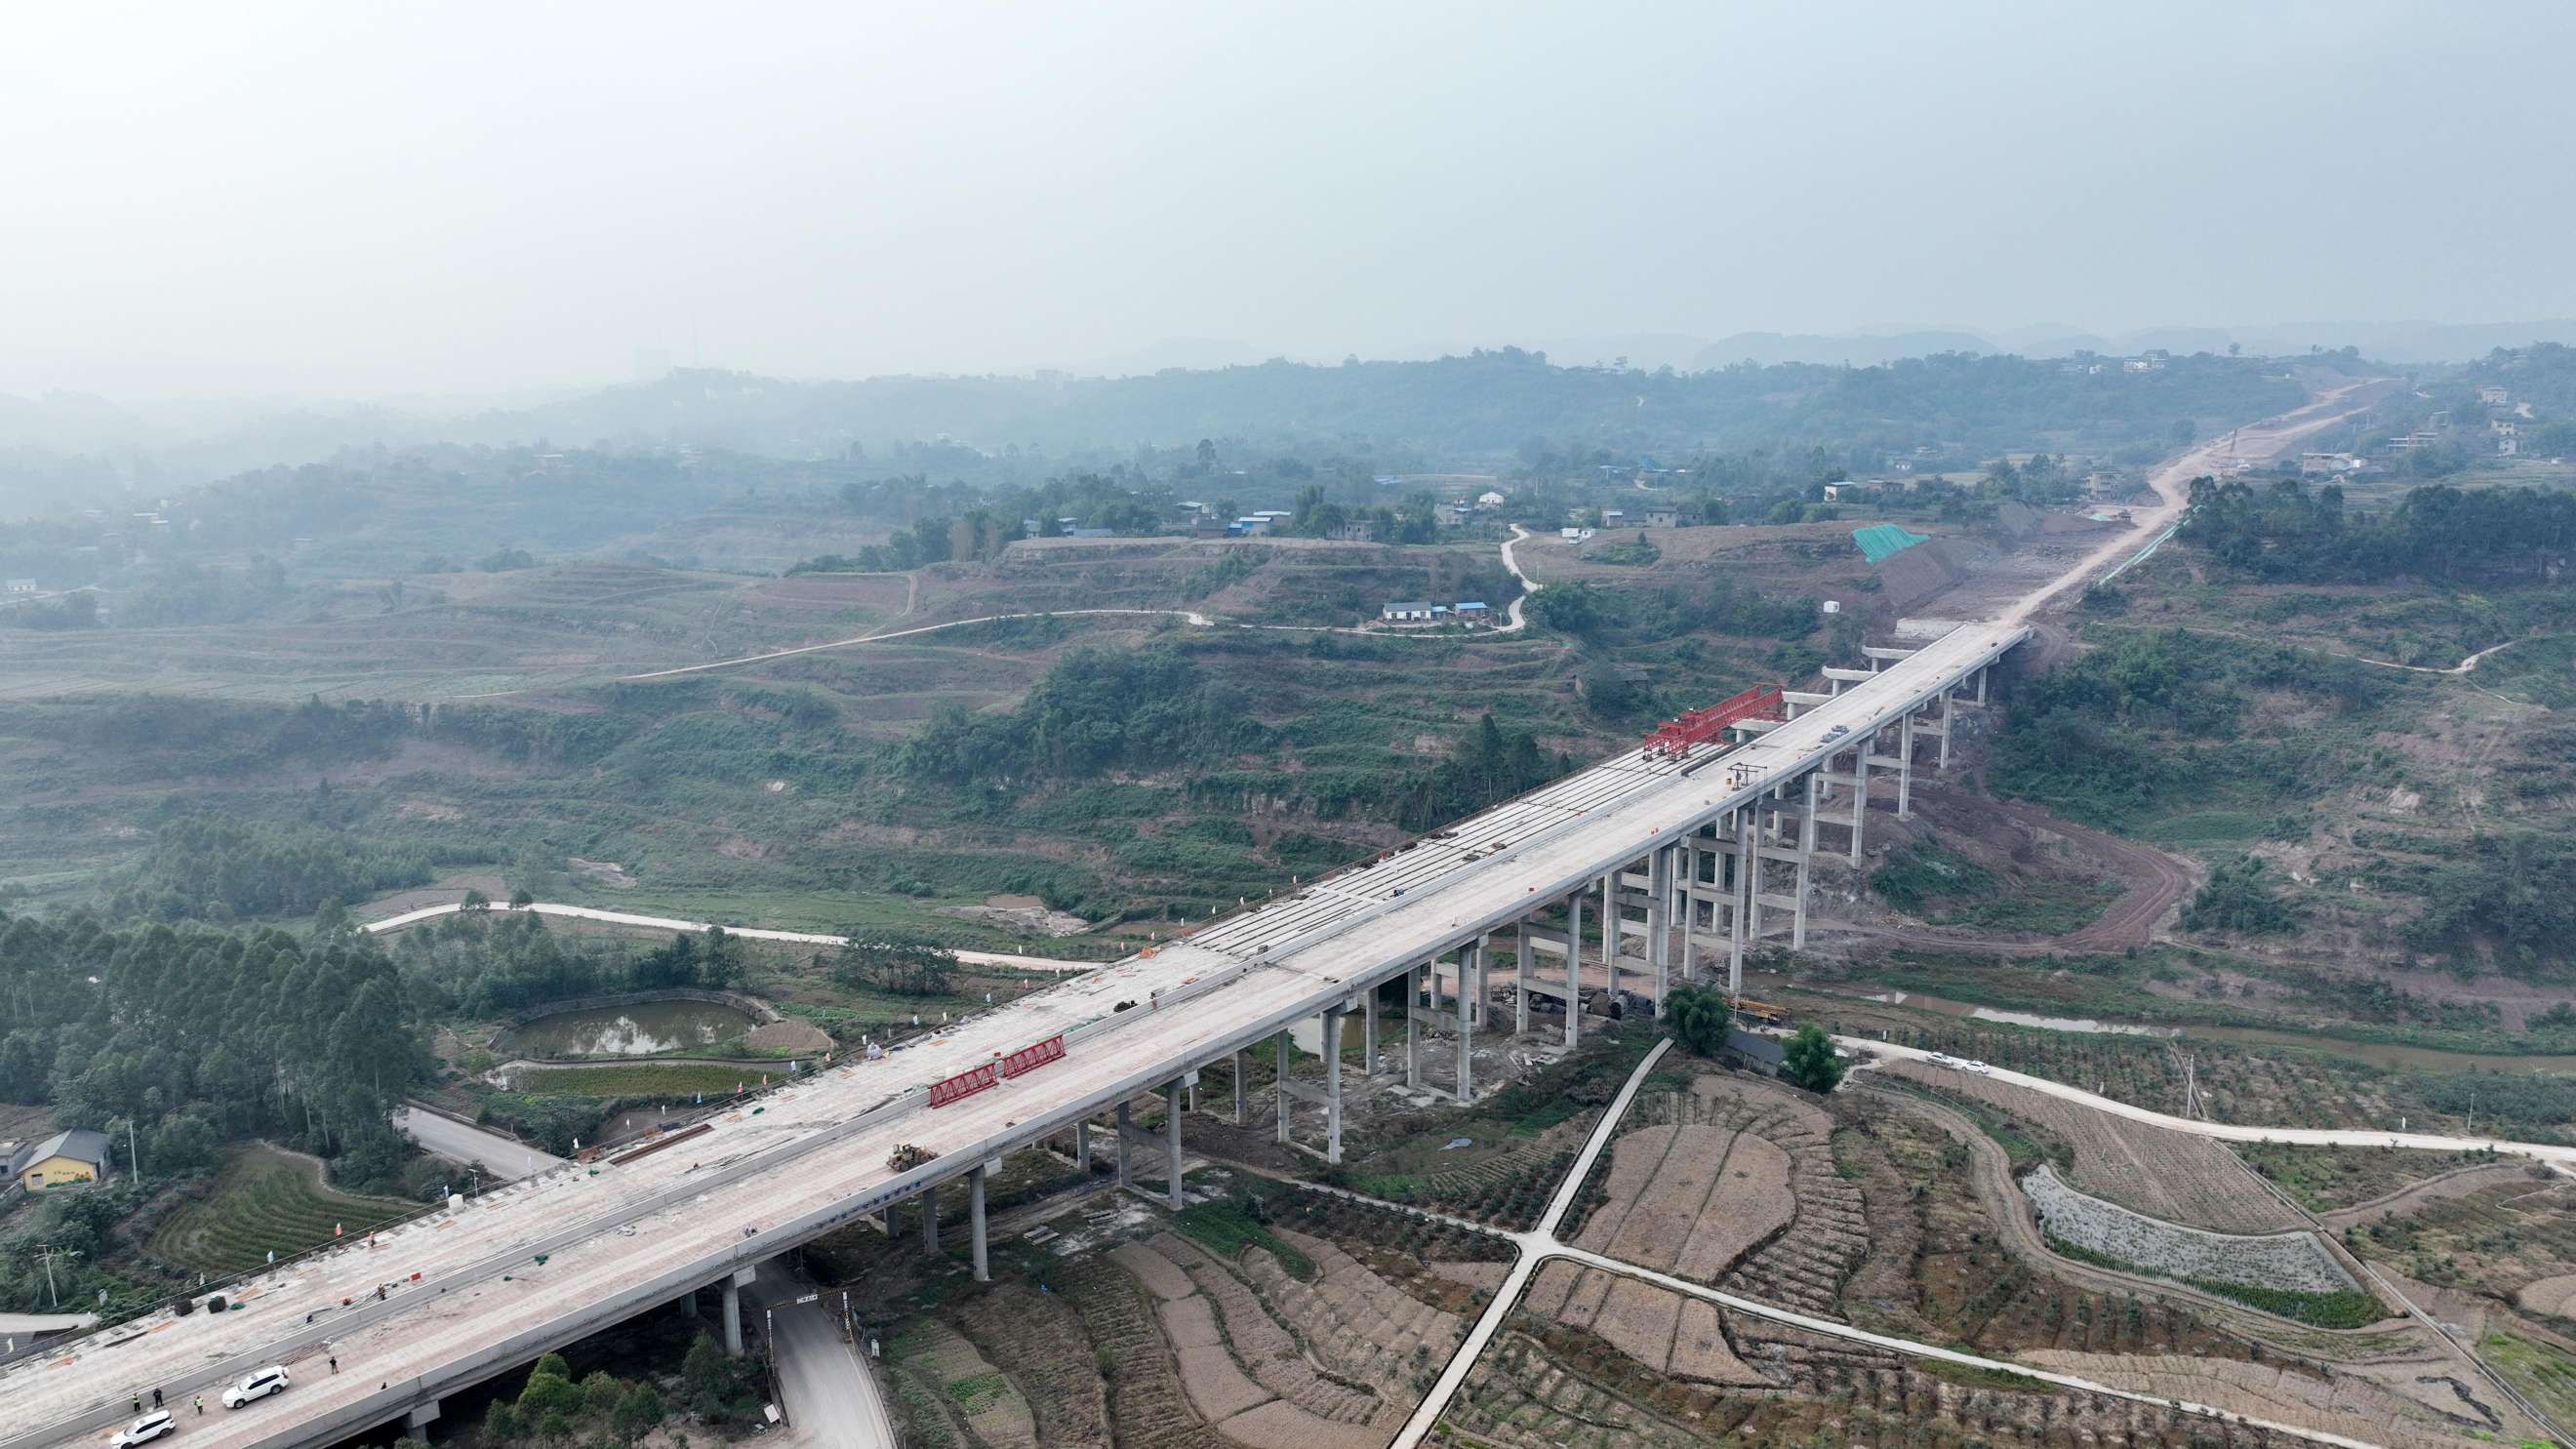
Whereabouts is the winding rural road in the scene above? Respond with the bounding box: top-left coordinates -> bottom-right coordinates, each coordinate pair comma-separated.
1843,1037 -> 2576,1169
361,901 -> 1105,973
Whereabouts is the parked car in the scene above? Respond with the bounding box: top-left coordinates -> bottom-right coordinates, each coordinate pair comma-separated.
113,1413 -> 174,1447
222,1365 -> 290,1409
1960,1060 -> 1992,1075
1926,1052 -> 1957,1067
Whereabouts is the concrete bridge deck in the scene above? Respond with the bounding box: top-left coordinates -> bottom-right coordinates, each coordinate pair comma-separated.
1,621 -> 2025,1449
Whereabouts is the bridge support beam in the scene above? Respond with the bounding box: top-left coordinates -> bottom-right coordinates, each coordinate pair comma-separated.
1074,1120 -> 1092,1174
1459,943 -> 1482,1102
1274,1031 -> 1292,1143
1361,982 -> 1378,1075
1646,844 -> 1672,1013
1115,1101 -> 1134,1188
406,1399 -> 440,1443
1404,962 -> 1423,1089
1896,714 -> 1914,819
1794,771 -> 1818,949
1848,745 -> 1871,865
1164,1080 -> 1186,1210
1231,1049 -> 1247,1126
1322,1005 -> 1345,1163
720,1266 -> 754,1356
970,1161 -> 991,1282
921,1181 -> 940,1252
1563,891 -> 1584,1049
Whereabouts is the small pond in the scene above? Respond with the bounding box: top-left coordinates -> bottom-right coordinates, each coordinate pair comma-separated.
501,998 -> 758,1058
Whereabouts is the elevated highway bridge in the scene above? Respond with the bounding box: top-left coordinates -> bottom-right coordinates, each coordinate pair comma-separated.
2,622 -> 2026,1449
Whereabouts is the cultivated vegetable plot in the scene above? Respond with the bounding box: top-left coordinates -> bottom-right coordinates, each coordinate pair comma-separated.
1111,1223 -> 1464,1449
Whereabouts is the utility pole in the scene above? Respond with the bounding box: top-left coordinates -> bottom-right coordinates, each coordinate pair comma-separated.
33,1244 -> 80,1308
128,1117 -> 141,1186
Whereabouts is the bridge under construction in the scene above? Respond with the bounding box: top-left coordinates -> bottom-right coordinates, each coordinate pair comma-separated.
2,620 -> 2027,1449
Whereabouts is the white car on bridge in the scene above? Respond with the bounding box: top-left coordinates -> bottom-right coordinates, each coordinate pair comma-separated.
221,1365 -> 291,1408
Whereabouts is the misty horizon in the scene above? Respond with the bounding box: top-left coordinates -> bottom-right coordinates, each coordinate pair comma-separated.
7,1 -> 2575,398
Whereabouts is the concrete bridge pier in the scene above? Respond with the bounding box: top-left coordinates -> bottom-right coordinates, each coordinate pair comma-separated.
1163,1078 -> 1187,1209
720,1266 -> 755,1355
970,1159 -> 994,1282
1115,1101 -> 1135,1188
405,1400 -> 439,1443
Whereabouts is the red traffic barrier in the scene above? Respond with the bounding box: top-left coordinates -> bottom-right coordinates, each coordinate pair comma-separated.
929,1062 -> 999,1108
1000,1034 -> 1066,1079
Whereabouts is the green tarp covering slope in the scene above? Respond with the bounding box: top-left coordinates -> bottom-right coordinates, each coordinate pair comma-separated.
1851,522 -> 1932,563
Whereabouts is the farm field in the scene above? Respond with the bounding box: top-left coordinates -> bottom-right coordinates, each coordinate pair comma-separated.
1878,1058 -> 2303,1233
504,1063 -> 777,1098
146,1144 -> 417,1276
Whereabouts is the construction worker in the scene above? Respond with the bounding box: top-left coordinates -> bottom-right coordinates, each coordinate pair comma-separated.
130,1393 -> 141,1416
329,1355 -> 339,1374
193,1395 -> 203,1416
152,1389 -> 163,1409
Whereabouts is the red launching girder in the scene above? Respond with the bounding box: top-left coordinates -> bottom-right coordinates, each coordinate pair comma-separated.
1641,684 -> 1785,759
1000,1034 -> 1066,1079
929,1063 -> 999,1108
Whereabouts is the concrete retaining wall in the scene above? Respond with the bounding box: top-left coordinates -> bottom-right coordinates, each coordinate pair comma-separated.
2023,1164 -> 2356,1295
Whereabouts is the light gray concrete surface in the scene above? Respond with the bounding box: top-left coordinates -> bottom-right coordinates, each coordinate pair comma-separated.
394,1107 -> 566,1178
751,1272 -> 893,1449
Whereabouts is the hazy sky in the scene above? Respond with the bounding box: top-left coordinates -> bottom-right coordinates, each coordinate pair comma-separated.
6,0 -> 2573,397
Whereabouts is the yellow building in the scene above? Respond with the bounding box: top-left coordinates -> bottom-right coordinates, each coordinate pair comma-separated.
10,1129 -> 111,1190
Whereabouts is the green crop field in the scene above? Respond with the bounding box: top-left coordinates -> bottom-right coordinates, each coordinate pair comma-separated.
148,1145 -> 417,1275
508,1063 -> 773,1098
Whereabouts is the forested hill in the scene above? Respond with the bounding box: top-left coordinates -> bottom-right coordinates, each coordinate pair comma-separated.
499,350 -> 2309,461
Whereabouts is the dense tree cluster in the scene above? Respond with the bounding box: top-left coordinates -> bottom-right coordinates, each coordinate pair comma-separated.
1392,713 -> 1566,832
117,815 -> 435,919
2182,477 -> 2576,584
897,648 -> 1264,788
0,911 -> 432,1191
391,912 -> 744,1018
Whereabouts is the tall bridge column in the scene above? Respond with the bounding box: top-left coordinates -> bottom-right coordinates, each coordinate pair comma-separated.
1321,1004 -> 1346,1162
1361,982 -> 1379,1076
1939,689 -> 1955,770
1074,1120 -> 1092,1174
1164,1079 -> 1187,1210
970,1160 -> 992,1282
1599,871 -> 1620,998
1729,806 -> 1751,994
1404,961 -> 1424,1089
1230,1049 -> 1248,1126
1563,889 -> 1585,1049
1512,923 -> 1532,1035
1895,712 -> 1915,818
1274,1031 -> 1292,1143
1459,941 -> 1483,1101
1847,744 -> 1872,865
405,1401 -> 440,1443
1115,1101 -> 1134,1189
1793,771 -> 1818,948
720,1266 -> 755,1355
920,1181 -> 940,1252
1646,844 -> 1672,1012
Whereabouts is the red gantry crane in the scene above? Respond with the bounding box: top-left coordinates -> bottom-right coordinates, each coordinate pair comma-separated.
1640,683 -> 1784,760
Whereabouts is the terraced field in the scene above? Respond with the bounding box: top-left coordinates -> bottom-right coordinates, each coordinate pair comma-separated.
146,1144 -> 416,1275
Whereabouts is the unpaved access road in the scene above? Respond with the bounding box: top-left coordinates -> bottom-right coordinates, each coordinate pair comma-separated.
391,1107 -> 565,1178
1845,1037 -> 2576,1171
361,901 -> 1104,974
